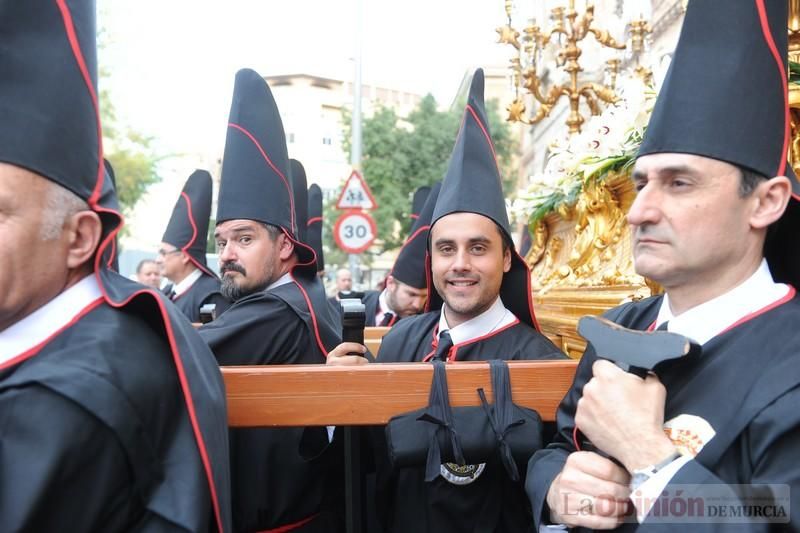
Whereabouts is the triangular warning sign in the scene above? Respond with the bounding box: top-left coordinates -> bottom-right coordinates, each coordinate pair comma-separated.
335,170 -> 377,210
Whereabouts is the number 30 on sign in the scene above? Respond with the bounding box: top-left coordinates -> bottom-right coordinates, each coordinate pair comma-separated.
334,211 -> 377,254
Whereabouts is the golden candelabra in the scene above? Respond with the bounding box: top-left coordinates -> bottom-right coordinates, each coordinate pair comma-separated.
498,0 -> 652,134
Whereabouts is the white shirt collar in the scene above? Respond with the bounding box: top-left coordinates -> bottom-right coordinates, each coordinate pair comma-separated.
266,272 -> 294,291
173,268 -> 202,297
376,288 -> 395,322
655,259 -> 789,345
0,274 -> 103,364
437,296 -> 517,345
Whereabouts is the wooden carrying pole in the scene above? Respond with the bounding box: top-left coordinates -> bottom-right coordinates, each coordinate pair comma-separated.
222,360 -> 578,427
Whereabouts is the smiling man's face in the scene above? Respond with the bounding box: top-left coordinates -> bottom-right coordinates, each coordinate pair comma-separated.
429,212 -> 510,327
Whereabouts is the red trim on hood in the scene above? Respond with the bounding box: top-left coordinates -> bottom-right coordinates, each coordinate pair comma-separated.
466,104 -> 500,177
56,3 -> 222,529
181,191 -> 199,253
307,216 -> 322,226
228,122 -> 296,234
178,192 -> 215,278
0,297 -> 104,371
106,237 -> 117,270
55,0 -> 104,206
755,0 -> 790,178
422,318 -> 520,362
449,318 -> 520,361
280,228 -> 330,357
644,286 -> 795,335
257,513 -> 318,532
98,285 -> 225,532
721,285 -> 795,334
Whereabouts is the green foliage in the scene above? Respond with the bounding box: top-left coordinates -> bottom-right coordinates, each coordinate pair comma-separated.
790,60 -> 800,85
337,94 -> 518,255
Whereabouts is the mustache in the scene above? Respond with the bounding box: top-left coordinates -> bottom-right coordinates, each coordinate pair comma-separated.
220,262 -> 246,276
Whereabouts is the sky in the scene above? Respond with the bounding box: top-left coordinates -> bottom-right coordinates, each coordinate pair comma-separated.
100,1 -> 515,252
101,0 -> 513,161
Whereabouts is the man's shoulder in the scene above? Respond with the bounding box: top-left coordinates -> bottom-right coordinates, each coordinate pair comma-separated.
602,294 -> 664,328
383,311 -> 438,342
192,273 -> 221,291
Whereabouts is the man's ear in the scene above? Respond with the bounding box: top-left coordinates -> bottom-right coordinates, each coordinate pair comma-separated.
278,233 -> 295,261
750,176 -> 792,230
502,247 -> 512,273
180,251 -> 192,266
65,210 -> 102,269
385,275 -> 397,291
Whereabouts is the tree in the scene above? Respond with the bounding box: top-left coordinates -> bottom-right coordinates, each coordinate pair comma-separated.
337,94 -> 517,255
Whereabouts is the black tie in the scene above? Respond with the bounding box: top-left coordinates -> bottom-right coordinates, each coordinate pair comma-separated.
167,289 -> 177,301
379,312 -> 395,327
432,330 -> 453,362
656,321 -> 669,331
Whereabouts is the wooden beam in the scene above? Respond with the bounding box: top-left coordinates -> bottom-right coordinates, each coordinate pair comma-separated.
222,360 -> 578,427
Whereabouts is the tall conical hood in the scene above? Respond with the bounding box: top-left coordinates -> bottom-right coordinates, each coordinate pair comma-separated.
0,0 -> 121,259
307,183 -> 325,273
428,69 -> 539,329
638,0 -> 800,286
0,2 -> 231,528
217,68 -> 315,269
290,159 -> 309,244
391,182 -> 441,289
410,185 -> 432,222
161,170 -> 215,278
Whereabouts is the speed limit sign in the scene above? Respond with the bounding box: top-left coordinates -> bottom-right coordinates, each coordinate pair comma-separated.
334,211 -> 377,254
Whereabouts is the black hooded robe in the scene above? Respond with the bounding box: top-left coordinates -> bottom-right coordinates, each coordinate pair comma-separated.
0,275 -> 231,532
199,276 -> 342,533
526,293 -> 800,532
373,311 -> 564,532
165,273 -> 230,323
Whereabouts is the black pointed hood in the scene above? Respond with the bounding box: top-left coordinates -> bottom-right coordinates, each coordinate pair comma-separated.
217,68 -> 316,271
638,0 -> 800,286
0,0 -> 121,255
428,69 -> 539,329
162,170 -> 215,278
0,2 -> 231,529
410,185 -> 432,222
307,183 -> 325,273
290,159 -> 309,244
391,182 -> 441,289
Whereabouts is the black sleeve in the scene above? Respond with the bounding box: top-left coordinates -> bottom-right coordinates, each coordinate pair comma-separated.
199,297 -> 310,365
0,384 -> 138,532
525,303 -> 632,529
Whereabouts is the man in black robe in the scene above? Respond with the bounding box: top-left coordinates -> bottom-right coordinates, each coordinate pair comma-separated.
526,1 -> 800,530
198,68 -> 346,532
0,1 -> 231,530
330,69 -> 565,532
159,169 -> 229,323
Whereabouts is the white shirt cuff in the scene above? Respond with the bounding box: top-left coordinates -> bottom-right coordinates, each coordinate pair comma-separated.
630,455 -> 692,523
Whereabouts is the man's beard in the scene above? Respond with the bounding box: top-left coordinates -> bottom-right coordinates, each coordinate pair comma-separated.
220,260 -> 276,302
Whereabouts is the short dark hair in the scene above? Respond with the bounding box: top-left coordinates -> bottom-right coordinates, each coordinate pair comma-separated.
136,258 -> 157,274
495,222 -> 512,255
738,166 -> 768,197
